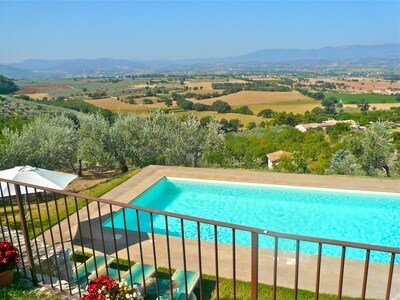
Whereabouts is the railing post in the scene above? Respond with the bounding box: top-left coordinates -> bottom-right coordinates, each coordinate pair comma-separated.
251,232 -> 258,300
15,184 -> 38,285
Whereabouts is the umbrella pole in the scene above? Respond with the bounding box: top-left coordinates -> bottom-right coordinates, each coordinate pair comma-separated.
24,193 -> 29,222
15,184 -> 38,285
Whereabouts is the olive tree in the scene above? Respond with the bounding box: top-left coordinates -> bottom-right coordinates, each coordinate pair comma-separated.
77,113 -> 114,173
348,122 -> 395,177
164,114 -> 225,167
0,115 -> 78,171
325,149 -> 364,176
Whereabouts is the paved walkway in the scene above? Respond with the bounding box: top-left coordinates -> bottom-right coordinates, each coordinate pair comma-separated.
43,166 -> 399,299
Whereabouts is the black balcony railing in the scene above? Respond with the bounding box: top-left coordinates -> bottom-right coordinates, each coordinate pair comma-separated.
0,177 -> 399,300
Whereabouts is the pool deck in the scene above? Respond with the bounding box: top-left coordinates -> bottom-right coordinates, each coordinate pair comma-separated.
46,166 -> 399,298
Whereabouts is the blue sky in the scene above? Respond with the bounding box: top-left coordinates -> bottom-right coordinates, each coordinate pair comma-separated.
0,1 -> 399,63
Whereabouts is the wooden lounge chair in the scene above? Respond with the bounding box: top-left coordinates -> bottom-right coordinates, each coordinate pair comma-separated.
171,269 -> 200,300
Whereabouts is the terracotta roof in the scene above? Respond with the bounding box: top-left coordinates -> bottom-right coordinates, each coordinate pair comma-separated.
267,150 -> 292,162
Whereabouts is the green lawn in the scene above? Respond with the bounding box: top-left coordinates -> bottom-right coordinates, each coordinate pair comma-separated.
324,92 -> 398,104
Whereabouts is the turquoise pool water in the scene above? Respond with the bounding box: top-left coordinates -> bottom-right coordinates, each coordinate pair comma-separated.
104,177 -> 400,263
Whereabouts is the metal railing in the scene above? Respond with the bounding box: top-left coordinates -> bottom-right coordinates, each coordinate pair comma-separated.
0,177 -> 399,300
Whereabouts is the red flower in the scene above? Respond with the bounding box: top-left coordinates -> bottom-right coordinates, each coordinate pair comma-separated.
0,240 -> 19,272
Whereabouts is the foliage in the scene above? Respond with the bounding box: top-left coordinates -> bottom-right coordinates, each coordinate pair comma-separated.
325,149 -> 363,175
321,97 -> 337,114
357,99 -> 370,111
176,98 -> 193,110
210,100 -> 232,113
0,75 -> 18,94
347,122 -> 395,177
35,98 -> 112,120
0,240 -> 19,272
193,103 -> 211,111
257,108 -> 275,118
77,113 -> 114,170
77,111 -> 225,171
246,121 -> 256,130
232,105 -> 254,115
219,118 -> 242,133
297,88 -> 325,100
86,90 -> 107,99
0,96 -> 78,121
0,115 -> 78,171
165,115 -> 225,167
143,98 -> 153,104
164,98 -> 173,107
207,126 -> 346,173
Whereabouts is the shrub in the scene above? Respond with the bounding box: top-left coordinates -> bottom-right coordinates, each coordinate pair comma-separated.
210,100 -> 231,113
257,108 -> 274,118
193,103 -> 210,111
232,106 -> 253,115
143,98 -> 154,104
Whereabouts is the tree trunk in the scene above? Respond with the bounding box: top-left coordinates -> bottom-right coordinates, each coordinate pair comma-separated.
77,159 -> 83,177
120,161 -> 128,173
193,150 -> 199,168
383,164 -> 391,177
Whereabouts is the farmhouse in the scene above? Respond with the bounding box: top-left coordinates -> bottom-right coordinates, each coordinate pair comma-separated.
266,150 -> 292,169
295,119 -> 356,132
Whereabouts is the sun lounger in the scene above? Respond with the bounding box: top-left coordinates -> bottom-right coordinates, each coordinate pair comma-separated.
88,262 -> 155,284
171,269 -> 200,300
72,254 -> 115,285
124,263 -> 156,287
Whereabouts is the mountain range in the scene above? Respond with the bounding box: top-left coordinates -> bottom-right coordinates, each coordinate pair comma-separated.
1,44 -> 398,79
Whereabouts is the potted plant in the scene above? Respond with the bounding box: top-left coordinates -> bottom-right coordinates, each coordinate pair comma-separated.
0,240 -> 20,287
81,275 -> 143,300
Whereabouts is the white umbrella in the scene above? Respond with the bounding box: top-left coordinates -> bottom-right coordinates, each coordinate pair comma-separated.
0,165 -> 77,197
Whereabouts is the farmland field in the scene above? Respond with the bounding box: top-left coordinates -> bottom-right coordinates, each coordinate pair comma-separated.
324,92 -> 398,104
245,100 -> 320,114
344,103 -> 400,110
15,85 -> 75,94
309,77 -> 400,94
191,91 -> 313,105
87,91 -> 321,117
85,97 -> 168,112
23,93 -> 49,99
178,110 -> 266,125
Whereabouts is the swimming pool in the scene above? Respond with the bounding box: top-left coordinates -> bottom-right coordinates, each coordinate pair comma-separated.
104,177 -> 400,263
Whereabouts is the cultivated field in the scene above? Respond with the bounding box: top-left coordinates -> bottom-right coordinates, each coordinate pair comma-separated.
309,77 -> 400,94
184,81 -> 215,92
178,110 -> 265,124
324,92 -> 398,104
191,91 -> 313,105
15,85 -> 75,94
344,103 -> 400,110
87,91 -> 321,118
85,97 -> 167,112
245,101 -> 320,114
23,93 -> 49,99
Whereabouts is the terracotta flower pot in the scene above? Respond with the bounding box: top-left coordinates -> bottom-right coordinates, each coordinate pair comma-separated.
0,270 -> 13,288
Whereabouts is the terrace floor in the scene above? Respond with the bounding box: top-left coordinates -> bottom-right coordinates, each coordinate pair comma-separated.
44,166 -> 400,299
